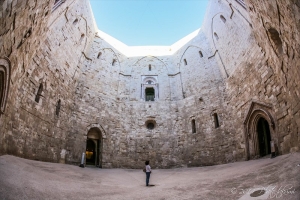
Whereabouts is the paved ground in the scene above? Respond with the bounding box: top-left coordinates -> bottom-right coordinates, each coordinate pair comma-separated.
0,153 -> 300,200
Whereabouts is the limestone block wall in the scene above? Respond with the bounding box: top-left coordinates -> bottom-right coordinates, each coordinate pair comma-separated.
0,0 -> 53,156
0,0 -> 96,162
69,21 -> 233,168
1,0 -> 299,168
240,0 -> 300,154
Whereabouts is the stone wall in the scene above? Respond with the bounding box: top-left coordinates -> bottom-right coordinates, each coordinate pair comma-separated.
0,0 -> 96,162
238,0 -> 300,154
1,0 -> 299,168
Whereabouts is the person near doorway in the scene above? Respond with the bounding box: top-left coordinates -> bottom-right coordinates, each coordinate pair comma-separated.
145,160 -> 151,186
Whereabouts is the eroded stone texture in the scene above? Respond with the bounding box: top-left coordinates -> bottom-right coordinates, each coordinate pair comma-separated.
0,0 -> 299,168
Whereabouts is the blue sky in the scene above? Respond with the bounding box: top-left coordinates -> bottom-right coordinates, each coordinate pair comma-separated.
89,0 -> 209,46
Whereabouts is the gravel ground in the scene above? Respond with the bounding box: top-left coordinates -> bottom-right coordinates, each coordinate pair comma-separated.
0,153 -> 299,200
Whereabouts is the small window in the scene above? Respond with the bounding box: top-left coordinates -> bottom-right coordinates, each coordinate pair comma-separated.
199,51 -> 203,58
56,99 -> 61,116
35,83 -> 43,103
145,120 -> 156,130
73,18 -> 78,25
149,64 -> 151,71
112,59 -> 116,66
147,81 -> 153,84
184,59 -> 187,65
145,88 -> 155,101
192,119 -> 196,133
220,15 -> 226,23
80,34 -> 85,42
213,113 -> 220,128
97,52 -> 102,59
267,28 -> 283,55
214,32 -> 219,40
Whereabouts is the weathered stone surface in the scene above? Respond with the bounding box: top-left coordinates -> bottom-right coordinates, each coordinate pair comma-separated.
0,0 -> 299,168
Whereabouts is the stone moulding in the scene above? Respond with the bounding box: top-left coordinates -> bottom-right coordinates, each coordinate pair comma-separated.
0,57 -> 11,115
52,0 -> 66,11
86,123 -> 106,139
243,101 -> 278,160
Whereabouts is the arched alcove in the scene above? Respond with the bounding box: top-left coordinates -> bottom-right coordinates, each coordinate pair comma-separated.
0,57 -> 11,115
267,28 -> 283,55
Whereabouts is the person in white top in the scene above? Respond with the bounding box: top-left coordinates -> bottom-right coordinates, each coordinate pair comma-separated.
145,160 -> 151,186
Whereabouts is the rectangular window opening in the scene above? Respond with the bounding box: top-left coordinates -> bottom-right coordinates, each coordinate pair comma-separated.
145,88 -> 155,101
184,59 -> 187,65
192,119 -> 196,133
213,113 -> 220,128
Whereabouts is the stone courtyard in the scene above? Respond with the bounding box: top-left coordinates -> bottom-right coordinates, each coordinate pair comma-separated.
1,153 -> 300,200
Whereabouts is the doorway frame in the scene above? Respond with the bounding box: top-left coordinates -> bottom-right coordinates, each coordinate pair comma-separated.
243,101 -> 278,160
86,127 -> 102,167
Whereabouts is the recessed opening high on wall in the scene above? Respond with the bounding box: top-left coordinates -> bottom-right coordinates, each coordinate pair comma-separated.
199,51 -> 203,58
184,59 -> 187,65
149,64 -> 151,71
112,59 -> 117,66
145,120 -> 156,130
97,52 -> 102,59
35,83 -> 43,103
56,99 -> 61,116
214,32 -> 219,40
73,18 -> 78,25
191,119 -> 196,133
80,34 -> 85,42
145,88 -> 155,101
220,15 -> 226,23
267,28 -> 283,55
213,113 -> 220,128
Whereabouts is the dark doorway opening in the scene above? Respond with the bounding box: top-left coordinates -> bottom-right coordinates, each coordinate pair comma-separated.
257,117 -> 271,157
86,127 -> 102,167
0,72 -> 4,105
86,139 -> 96,165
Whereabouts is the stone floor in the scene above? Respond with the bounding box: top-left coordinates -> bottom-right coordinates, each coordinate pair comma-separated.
0,153 -> 299,200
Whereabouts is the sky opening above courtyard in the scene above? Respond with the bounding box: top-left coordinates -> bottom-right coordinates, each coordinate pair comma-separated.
89,0 -> 209,46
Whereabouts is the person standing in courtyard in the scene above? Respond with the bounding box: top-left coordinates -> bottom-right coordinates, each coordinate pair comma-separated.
145,160 -> 151,186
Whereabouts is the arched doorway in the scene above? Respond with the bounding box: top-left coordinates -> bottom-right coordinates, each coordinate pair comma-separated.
0,57 -> 11,115
86,127 -> 102,167
257,117 -> 271,157
244,102 -> 278,160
